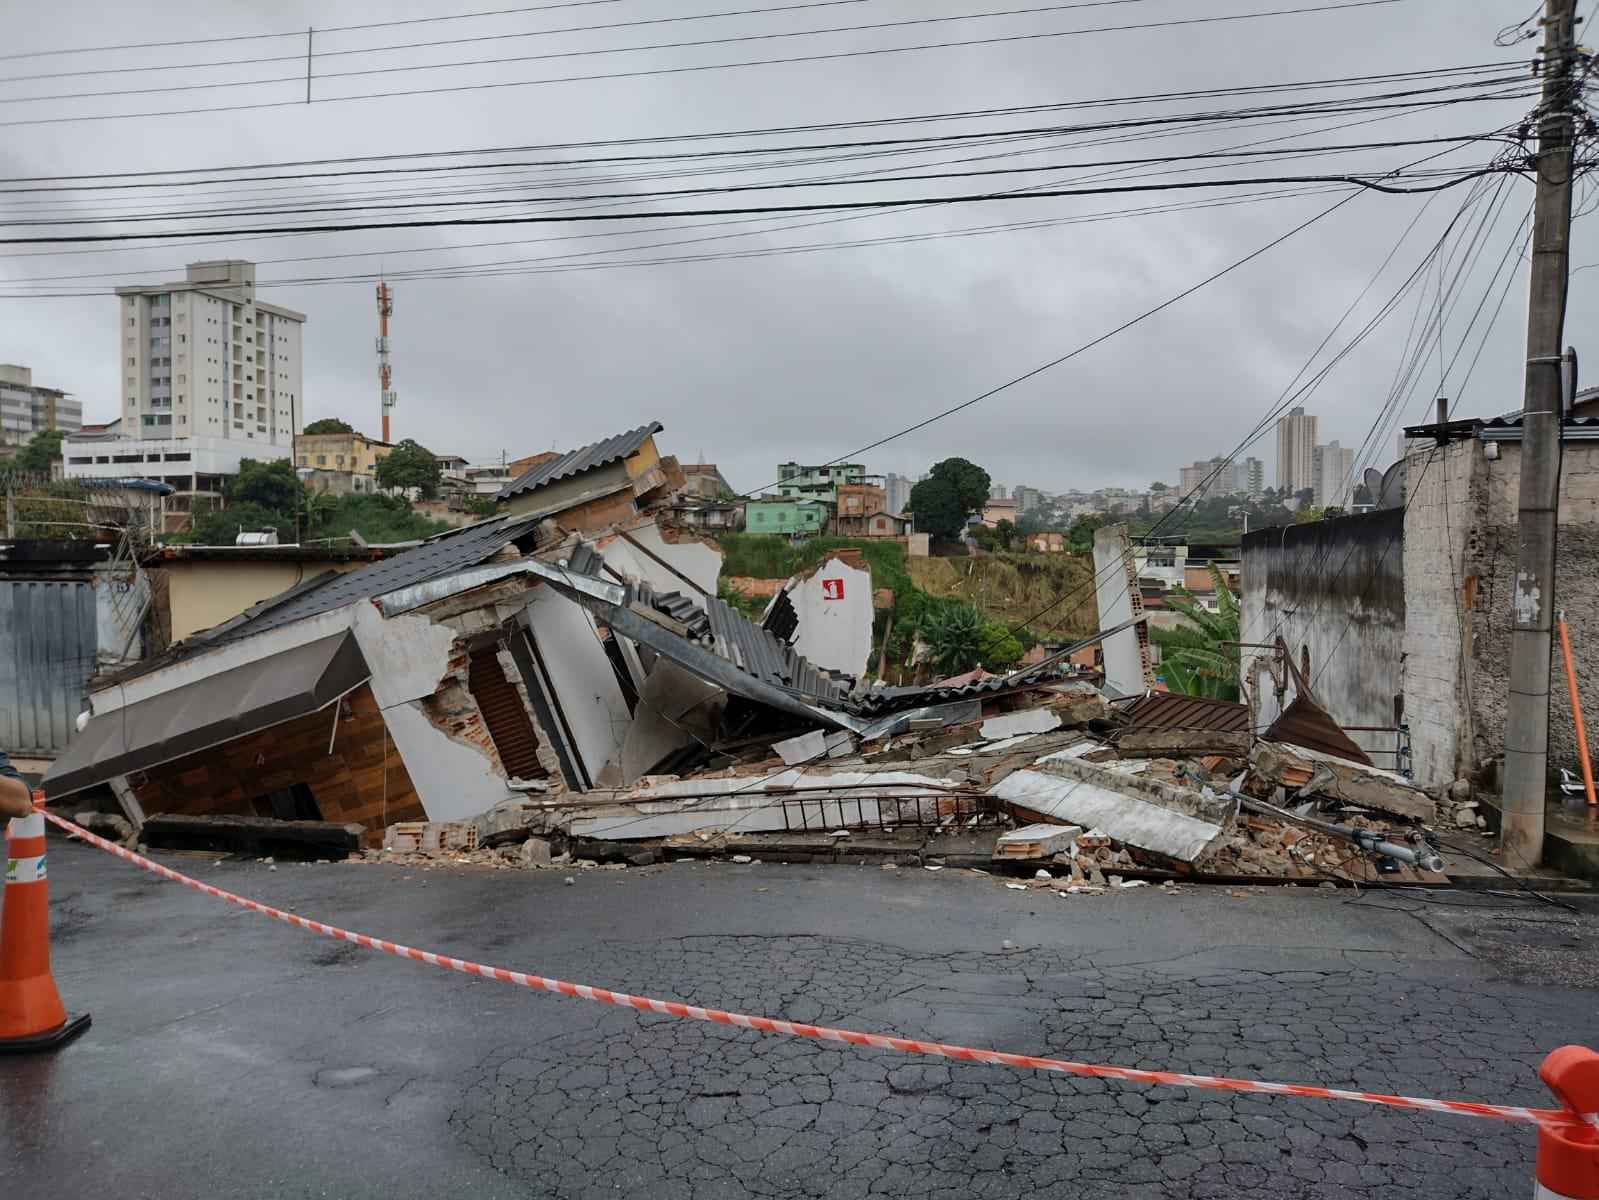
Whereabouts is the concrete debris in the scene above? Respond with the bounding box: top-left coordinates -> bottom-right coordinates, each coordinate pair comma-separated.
731,854 -> 753,864
71,810 -> 136,846
994,823 -> 1083,860
989,757 -> 1231,863
1115,729 -> 1251,760
774,730 -> 827,765
1005,882 -> 1028,891
1249,741 -> 1436,823
980,709 -> 1062,740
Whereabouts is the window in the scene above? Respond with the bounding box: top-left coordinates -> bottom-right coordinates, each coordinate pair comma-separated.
128,317 -> 135,327
316,454 -> 326,465
335,454 -> 344,466
127,357 -> 136,366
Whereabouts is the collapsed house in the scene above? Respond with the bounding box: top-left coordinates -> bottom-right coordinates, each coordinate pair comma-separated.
42,515 -> 1063,849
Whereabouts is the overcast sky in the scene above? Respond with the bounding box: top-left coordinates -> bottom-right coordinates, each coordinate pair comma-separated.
2,0 -> 1592,496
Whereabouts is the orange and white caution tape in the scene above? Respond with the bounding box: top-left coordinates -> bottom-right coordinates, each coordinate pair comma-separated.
42,811 -> 1590,1133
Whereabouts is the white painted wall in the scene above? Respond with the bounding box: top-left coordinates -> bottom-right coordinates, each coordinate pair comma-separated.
784,554 -> 874,677
1093,524 -> 1148,698
526,585 -> 632,784
382,701 -> 512,823
598,523 -> 723,596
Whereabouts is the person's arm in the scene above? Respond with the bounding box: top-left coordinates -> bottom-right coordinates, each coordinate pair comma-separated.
0,752 -> 34,820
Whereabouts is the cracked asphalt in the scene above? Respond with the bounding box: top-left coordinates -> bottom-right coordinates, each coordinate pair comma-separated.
4,840 -> 1598,1199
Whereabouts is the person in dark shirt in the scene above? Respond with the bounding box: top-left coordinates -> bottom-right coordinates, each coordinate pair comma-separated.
0,750 -> 34,820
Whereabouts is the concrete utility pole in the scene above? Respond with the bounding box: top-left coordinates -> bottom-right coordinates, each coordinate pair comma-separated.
1504,0 -> 1580,869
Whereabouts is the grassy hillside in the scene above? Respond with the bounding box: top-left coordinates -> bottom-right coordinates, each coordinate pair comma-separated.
907,552 -> 1098,639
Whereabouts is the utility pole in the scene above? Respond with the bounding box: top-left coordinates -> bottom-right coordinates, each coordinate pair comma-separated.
1504,0 -> 1579,869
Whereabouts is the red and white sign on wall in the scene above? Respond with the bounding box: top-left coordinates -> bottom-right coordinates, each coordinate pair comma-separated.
821,578 -> 845,600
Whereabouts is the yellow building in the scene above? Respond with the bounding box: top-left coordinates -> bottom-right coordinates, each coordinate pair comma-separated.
294,430 -> 393,481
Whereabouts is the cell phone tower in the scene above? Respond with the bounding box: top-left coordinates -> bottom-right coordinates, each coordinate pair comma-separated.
376,280 -> 396,442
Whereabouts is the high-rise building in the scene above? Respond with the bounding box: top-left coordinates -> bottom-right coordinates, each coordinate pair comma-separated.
1275,407 -> 1318,492
1314,441 -> 1356,509
990,483 -> 1008,500
1242,456 -> 1265,495
113,260 -> 303,446
884,471 -> 913,516
0,364 -> 80,446
1013,484 -> 1043,513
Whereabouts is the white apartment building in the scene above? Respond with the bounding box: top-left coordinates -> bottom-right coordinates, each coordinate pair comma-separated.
1313,440 -> 1356,509
0,363 -> 82,446
113,260 -> 303,447
1275,406 -> 1318,493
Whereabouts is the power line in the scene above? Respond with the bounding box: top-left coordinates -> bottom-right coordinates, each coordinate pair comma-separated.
0,62 -> 1522,184
0,0 -> 634,62
0,0 -> 1144,86
0,0 -> 1409,128
5,135 -> 1507,227
0,164 -> 1520,245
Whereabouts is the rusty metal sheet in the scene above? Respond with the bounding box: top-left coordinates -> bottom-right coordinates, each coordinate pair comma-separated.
1123,691 -> 1250,734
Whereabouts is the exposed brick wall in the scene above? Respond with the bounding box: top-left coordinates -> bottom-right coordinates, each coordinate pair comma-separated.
130,684 -> 424,843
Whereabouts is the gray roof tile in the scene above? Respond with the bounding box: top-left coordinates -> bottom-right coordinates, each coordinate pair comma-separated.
497,422 -> 663,500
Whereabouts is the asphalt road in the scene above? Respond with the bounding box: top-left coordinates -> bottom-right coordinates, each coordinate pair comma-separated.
4,839 -> 1598,1199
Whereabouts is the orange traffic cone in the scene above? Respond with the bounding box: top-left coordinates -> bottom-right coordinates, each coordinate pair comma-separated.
0,793 -> 90,1053
1535,1046 -> 1599,1199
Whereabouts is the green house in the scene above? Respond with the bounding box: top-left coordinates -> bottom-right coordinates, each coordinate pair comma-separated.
744,497 -> 830,536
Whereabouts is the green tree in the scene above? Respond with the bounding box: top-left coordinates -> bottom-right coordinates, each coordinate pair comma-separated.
1149,481 -> 1169,494
994,518 -> 1017,550
906,457 -> 991,539
230,458 -> 301,513
302,417 -> 354,435
375,439 -> 441,499
977,621 -> 1023,669
15,429 -> 64,474
193,501 -> 293,546
317,493 -> 449,543
1066,513 -> 1107,553
1150,564 -> 1241,700
1294,504 -> 1324,522
919,602 -> 985,674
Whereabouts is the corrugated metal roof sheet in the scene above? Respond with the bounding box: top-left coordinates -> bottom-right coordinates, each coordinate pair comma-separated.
497,422 -> 663,500
554,541 -> 1062,715
1122,691 -> 1250,733
102,515 -> 546,687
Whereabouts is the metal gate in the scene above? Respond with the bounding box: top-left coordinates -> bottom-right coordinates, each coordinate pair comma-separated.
0,579 -> 98,755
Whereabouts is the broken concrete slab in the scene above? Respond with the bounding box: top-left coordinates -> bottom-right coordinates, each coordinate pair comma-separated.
1115,729 -> 1252,759
981,708 -> 1062,740
141,814 -> 365,859
71,810 -> 135,845
774,729 -> 828,765
557,767 -> 964,840
1250,741 -> 1435,823
989,770 -> 1228,863
995,823 -> 1083,860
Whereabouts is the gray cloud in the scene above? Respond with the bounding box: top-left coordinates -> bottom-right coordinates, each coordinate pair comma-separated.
0,0 -> 1570,496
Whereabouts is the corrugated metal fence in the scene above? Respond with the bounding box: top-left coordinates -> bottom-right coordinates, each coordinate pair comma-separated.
0,580 -> 97,755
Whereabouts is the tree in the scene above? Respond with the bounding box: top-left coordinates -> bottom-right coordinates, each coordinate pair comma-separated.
1067,513 -> 1107,553
230,458 -> 301,513
1150,564 -> 1241,700
14,429 -> 64,474
303,417 -> 354,435
907,457 -> 991,539
977,621 -> 1023,669
919,602 -> 985,674
994,518 -> 1017,550
1294,504 -> 1324,523
315,493 -> 449,543
375,438 -> 442,499
1294,487 -> 1315,508
1149,481 -> 1169,494
193,501 -> 293,546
